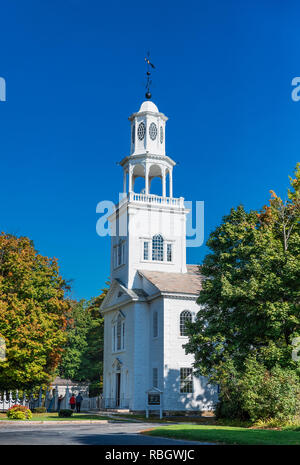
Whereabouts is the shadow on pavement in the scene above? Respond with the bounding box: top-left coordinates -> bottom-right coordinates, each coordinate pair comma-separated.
73,433 -> 200,445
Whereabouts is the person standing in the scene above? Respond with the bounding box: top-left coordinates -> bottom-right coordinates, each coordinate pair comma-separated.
69,394 -> 76,411
75,393 -> 83,413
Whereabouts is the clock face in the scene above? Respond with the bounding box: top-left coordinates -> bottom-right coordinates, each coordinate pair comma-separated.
160,126 -> 163,144
132,124 -> 135,144
137,122 -> 145,140
149,122 -> 157,141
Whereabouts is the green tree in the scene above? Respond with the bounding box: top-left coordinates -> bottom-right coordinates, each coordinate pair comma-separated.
185,165 -> 300,418
79,288 -> 107,392
58,287 -> 107,393
58,299 -> 92,380
0,234 -> 71,389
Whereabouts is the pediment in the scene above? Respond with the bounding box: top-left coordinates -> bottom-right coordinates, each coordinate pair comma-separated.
100,279 -> 133,312
111,309 -> 125,324
146,387 -> 163,394
112,358 -> 123,370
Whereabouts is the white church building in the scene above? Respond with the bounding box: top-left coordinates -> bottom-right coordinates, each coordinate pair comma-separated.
100,99 -> 218,414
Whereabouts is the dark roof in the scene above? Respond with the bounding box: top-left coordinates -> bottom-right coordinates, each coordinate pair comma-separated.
131,288 -> 149,298
115,278 -> 148,299
139,264 -> 203,295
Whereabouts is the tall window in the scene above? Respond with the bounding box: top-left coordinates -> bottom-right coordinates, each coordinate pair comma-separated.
118,245 -> 122,268
153,368 -> 158,388
180,311 -> 192,336
112,325 -> 116,352
167,243 -> 172,262
152,234 -> 164,261
112,313 -> 125,352
153,311 -> 158,338
114,240 -> 126,268
180,368 -> 193,393
143,241 -> 149,260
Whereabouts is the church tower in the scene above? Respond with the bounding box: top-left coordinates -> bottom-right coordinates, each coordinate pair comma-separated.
101,96 -> 217,414
109,100 -> 188,290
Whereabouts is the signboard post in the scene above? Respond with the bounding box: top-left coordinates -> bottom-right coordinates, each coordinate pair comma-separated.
145,388 -> 163,419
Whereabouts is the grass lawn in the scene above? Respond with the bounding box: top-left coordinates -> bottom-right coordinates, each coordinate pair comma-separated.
0,412 -> 109,421
142,424 -> 300,445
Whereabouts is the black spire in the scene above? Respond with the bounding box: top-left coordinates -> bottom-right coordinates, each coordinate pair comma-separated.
145,52 -> 155,99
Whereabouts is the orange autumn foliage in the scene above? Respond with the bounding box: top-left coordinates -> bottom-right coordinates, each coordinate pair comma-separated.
0,233 -> 71,389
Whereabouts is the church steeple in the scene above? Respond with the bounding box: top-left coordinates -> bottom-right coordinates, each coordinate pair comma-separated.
120,100 -> 175,198
109,98 -> 188,290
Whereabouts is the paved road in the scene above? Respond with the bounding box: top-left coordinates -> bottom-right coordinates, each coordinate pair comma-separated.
0,422 -> 211,445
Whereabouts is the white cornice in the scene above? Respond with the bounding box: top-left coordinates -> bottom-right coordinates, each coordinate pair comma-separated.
100,291 -> 197,314
128,111 -> 168,122
119,153 -> 176,168
100,278 -> 198,314
145,291 -> 198,302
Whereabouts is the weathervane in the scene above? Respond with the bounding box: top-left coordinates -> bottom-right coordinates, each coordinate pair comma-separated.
145,52 -> 155,99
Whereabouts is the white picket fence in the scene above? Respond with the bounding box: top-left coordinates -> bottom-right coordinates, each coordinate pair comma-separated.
0,388 -> 102,412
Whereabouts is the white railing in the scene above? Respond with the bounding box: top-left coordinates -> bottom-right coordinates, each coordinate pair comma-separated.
128,192 -> 184,207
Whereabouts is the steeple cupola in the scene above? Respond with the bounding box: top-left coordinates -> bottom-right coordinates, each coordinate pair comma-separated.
120,101 -> 175,198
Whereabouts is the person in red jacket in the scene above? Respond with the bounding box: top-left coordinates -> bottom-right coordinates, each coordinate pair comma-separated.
69,394 -> 76,410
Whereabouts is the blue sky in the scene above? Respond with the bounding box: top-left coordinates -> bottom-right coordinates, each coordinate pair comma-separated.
0,0 -> 299,300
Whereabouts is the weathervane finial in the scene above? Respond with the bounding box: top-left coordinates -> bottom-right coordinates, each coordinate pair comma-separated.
145,52 -> 155,99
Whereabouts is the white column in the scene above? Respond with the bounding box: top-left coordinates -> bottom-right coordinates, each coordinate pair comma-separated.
162,167 -> 166,198
169,170 -> 173,198
128,165 -> 133,192
145,164 -> 149,195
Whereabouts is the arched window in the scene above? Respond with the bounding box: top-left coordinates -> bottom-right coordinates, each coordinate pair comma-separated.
112,312 -> 125,352
152,234 -> 164,261
180,311 -> 192,336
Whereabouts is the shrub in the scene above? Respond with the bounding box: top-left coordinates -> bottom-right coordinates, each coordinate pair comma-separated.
253,417 -> 300,429
214,359 -> 249,420
215,356 -> 300,422
6,405 -> 32,420
239,358 -> 300,422
32,407 -> 47,414
58,409 -> 73,418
